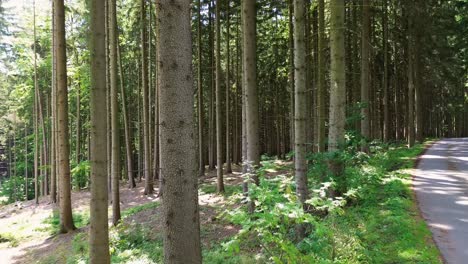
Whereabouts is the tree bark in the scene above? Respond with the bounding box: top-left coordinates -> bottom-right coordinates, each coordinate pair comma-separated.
89,0 -> 110,261
225,0 -> 232,174
197,0 -> 205,177
243,0 -> 260,184
157,0 -> 202,262
360,0 -> 371,152
141,0 -> 153,195
117,39 -> 136,188
293,0 -> 309,239
317,0 -> 326,153
383,0 -> 389,142
109,0 -> 121,225
50,0 -> 57,204
215,0 -> 225,193
55,0 -> 75,233
328,0 -> 346,188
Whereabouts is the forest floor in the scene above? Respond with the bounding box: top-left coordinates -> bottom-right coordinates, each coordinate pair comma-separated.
0,145 -> 443,263
0,164 -> 259,264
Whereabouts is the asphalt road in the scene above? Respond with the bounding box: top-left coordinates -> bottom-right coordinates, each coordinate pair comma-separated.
414,138 -> 468,264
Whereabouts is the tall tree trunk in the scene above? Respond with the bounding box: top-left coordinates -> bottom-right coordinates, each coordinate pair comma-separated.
33,0 -> 39,204
50,0 -> 57,203
294,0 -> 308,205
293,0 -> 309,238
243,0 -> 260,183
407,1 -> 415,147
288,0 -> 295,153
89,0 -> 110,261
215,0 -> 225,193
157,0 -> 202,262
208,2 -> 215,170
117,40 -> 135,188
141,0 -> 153,195
225,0 -> 232,174
382,0 -> 389,142
55,0 -> 75,233
197,0 -> 205,176
360,0 -> 371,152
328,0 -> 346,191
109,0 -> 121,225
317,0 -> 326,153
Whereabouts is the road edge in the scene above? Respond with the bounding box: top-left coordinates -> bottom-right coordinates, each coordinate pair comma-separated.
410,140 -> 446,264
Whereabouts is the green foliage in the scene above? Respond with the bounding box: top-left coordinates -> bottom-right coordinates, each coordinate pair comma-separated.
221,143 -> 440,263
200,184 -> 242,197
0,232 -> 19,247
121,201 -> 159,219
0,175 -> 34,203
42,210 -> 89,235
71,160 -> 90,189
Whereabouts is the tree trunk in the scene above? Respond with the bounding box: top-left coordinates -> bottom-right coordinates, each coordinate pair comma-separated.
55,0 -> 75,233
197,0 -> 205,177
157,0 -> 202,262
33,0 -> 39,204
50,0 -> 57,204
141,0 -> 153,195
407,1 -> 415,147
294,0 -> 309,238
360,0 -> 371,152
317,0 -> 326,153
117,39 -> 135,188
328,0 -> 346,189
225,1 -> 232,174
383,0 -> 389,142
215,0 -> 225,193
109,0 -> 121,225
208,2 -> 215,170
288,0 -> 295,153
243,0 -> 260,184
89,0 -> 110,261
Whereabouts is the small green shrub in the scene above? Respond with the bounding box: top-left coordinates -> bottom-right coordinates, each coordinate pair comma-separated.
71,160 -> 90,189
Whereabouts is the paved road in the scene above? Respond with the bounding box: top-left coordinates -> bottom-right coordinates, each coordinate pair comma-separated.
414,138 -> 468,264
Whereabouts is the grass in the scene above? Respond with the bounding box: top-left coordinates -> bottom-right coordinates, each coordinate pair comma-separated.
36,142 -> 440,263
41,210 -> 90,235
0,232 -> 19,247
220,142 -> 441,263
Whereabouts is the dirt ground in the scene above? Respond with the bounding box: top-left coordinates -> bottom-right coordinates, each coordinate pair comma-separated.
0,162 -> 290,263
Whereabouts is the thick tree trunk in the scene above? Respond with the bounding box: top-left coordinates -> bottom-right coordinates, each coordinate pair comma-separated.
328,0 -> 346,190
109,0 -> 121,225
294,0 -> 309,239
243,0 -> 260,184
157,0 -> 202,262
55,0 -> 75,233
89,0 -> 110,261
293,0 -> 308,205
215,0 -> 224,193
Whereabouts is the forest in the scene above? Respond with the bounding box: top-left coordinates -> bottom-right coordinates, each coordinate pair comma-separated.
0,0 -> 467,263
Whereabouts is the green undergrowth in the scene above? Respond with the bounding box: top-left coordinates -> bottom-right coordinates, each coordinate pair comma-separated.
216,142 -> 441,263
39,142 -> 440,264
